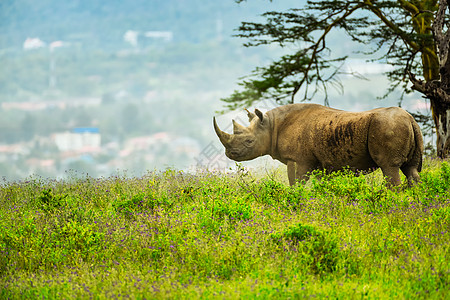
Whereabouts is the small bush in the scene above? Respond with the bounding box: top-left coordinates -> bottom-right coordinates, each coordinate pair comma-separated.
420,161 -> 450,196
36,189 -> 67,212
271,223 -> 340,275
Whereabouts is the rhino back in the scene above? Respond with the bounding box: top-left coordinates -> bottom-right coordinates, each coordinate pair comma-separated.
272,104 -> 377,171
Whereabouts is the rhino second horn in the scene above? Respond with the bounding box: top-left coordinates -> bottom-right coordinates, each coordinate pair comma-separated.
232,120 -> 246,134
213,117 -> 232,146
245,108 -> 256,122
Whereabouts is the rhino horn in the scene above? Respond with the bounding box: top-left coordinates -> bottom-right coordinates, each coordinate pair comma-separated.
232,119 -> 246,134
213,117 -> 232,146
245,108 -> 256,122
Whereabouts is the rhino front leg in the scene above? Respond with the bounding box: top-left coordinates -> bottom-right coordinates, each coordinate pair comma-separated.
287,161 -> 296,185
287,161 -> 311,185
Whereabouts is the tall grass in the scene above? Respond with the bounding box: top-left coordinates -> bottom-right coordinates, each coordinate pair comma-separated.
1,160 -> 449,299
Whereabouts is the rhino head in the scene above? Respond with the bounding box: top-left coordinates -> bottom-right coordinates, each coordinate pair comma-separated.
213,109 -> 271,161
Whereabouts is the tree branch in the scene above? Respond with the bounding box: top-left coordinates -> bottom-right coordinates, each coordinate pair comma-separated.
409,71 -> 450,103
398,0 -> 420,15
224,0 -> 444,112
291,2 -> 364,102
362,0 -> 436,60
408,70 -> 427,93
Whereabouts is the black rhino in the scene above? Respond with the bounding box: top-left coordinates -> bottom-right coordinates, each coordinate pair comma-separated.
213,103 -> 423,186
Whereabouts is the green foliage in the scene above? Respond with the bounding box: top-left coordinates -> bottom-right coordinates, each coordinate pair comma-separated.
224,0 -> 440,110
1,160 -> 450,298
258,179 -> 287,206
113,191 -> 170,215
431,206 -> 450,224
271,223 -> 340,275
50,219 -> 105,262
36,188 -> 68,212
250,178 -> 309,210
211,195 -> 253,221
274,223 -> 319,242
308,168 -> 389,214
417,161 -> 450,197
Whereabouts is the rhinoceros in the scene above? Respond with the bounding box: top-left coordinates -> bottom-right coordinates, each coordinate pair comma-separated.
213,103 -> 423,186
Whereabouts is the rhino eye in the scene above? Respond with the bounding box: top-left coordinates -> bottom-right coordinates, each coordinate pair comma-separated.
245,139 -> 254,146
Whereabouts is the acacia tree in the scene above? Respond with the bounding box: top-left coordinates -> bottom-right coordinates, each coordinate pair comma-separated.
223,0 -> 450,157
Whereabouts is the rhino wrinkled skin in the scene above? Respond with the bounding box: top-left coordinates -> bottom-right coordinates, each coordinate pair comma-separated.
213,103 -> 423,186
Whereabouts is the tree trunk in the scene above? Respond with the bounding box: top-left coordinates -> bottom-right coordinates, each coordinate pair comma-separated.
410,0 -> 450,158
430,87 -> 450,158
410,62 -> 450,158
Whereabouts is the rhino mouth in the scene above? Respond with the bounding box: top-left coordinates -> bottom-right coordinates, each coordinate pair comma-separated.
225,149 -> 244,161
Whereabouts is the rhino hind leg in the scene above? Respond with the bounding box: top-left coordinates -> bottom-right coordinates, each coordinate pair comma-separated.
368,109 -> 422,187
380,166 -> 402,186
380,164 -> 420,187
400,165 -> 421,186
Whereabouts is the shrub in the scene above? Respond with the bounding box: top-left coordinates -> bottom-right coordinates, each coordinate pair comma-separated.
36,188 -> 68,212
271,223 -> 340,275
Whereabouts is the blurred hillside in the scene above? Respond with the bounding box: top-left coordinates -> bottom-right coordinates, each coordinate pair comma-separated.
1,0 -> 303,48
0,0 -> 430,181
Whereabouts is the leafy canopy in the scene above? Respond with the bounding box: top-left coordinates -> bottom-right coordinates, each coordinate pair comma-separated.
223,0 -> 440,111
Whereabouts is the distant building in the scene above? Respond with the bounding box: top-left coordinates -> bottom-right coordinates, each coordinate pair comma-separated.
0,143 -> 29,161
124,30 -> 139,47
144,31 -> 173,42
49,40 -> 65,51
123,30 -> 173,47
120,132 -> 170,157
1,98 -> 101,111
342,59 -> 395,76
53,128 -> 101,152
26,158 -> 55,172
23,37 -> 46,50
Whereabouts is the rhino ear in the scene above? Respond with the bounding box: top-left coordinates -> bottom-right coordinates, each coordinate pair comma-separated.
255,109 -> 265,123
245,108 -> 256,122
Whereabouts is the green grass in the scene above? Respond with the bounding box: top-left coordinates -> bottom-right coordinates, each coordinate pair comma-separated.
1,159 -> 449,299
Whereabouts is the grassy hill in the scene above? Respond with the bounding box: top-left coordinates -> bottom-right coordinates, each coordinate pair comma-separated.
1,160 -> 449,298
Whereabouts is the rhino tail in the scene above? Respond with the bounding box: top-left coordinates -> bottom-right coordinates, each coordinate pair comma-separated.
411,117 -> 424,172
